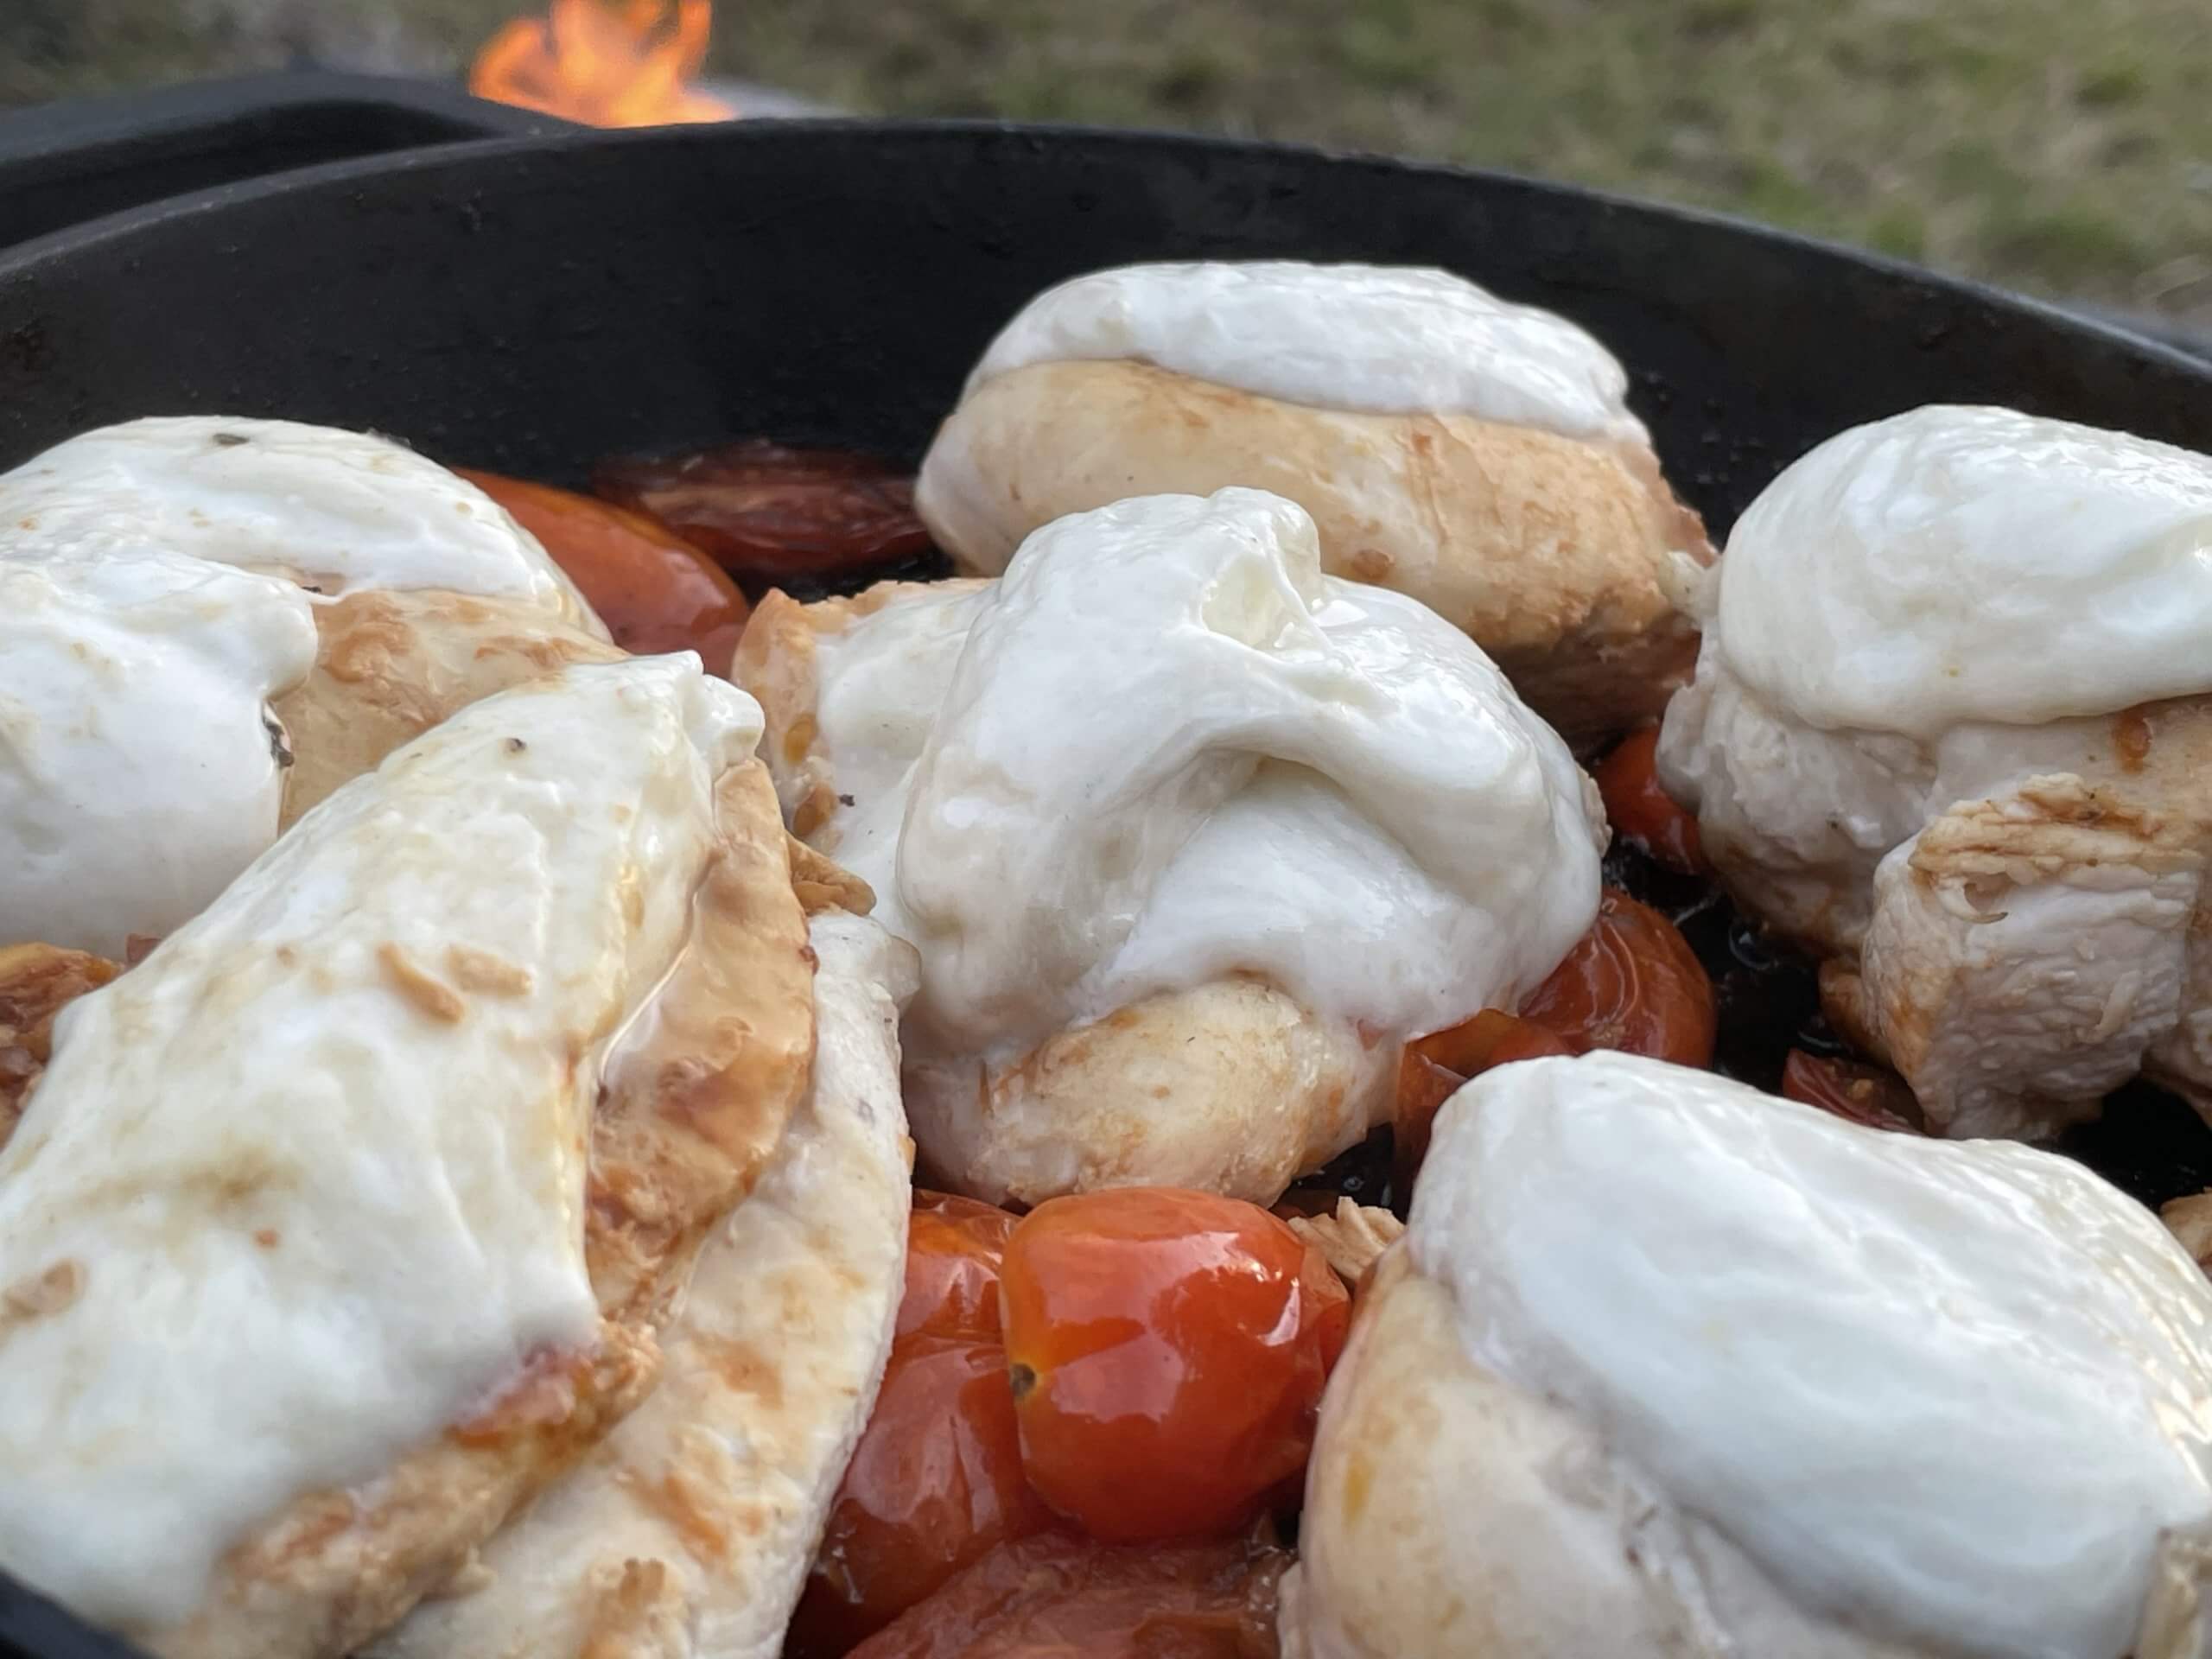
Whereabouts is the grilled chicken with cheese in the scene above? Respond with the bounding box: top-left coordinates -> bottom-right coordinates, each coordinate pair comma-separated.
1285,1052 -> 2212,1659
1658,405 -> 2212,1139
737,486 -> 1605,1205
0,416 -> 621,951
914,260 -> 1713,747
0,656 -> 887,1659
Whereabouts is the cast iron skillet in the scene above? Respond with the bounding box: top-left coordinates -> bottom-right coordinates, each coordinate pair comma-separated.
3,121 -> 2212,1659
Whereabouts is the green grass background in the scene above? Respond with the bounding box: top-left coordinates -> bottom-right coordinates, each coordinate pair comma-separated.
5,0 -> 2209,326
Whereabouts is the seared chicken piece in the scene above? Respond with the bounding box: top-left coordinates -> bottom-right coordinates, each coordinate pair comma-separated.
0,657 -> 815,1659
914,262 -> 1713,747
274,588 -> 620,826
0,417 -> 622,947
1659,406 -> 2212,1138
376,910 -> 917,1659
735,488 -> 1604,1206
0,944 -> 119,1149
1285,1052 -> 2212,1659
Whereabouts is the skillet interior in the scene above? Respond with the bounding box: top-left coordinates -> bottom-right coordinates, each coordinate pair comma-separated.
3,135 -> 2212,1655
3,122 -> 2212,1183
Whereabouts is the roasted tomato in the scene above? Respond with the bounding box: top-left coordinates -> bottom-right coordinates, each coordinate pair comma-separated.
454,468 -> 748,666
594,440 -> 932,583
845,1530 -> 1289,1659
1394,1011 -> 1573,1192
1593,725 -> 1706,874
1395,889 -> 1715,1191
788,1194 -> 1053,1658
899,1190 -> 1024,1342
1521,888 -> 1717,1067
1781,1049 -> 1925,1134
997,1188 -> 1350,1544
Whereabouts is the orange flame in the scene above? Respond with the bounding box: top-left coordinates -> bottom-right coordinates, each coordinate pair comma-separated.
470,0 -> 737,128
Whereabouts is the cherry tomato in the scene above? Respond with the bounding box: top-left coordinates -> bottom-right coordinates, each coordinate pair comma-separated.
1593,725 -> 1707,874
899,1190 -> 1024,1342
1394,1011 -> 1573,1194
594,440 -> 932,582
1521,888 -> 1717,1067
454,468 -> 749,668
1392,890 -> 1714,1192
788,1194 -> 1053,1658
997,1188 -> 1350,1544
846,1530 -> 1289,1659
1781,1049 -> 1925,1134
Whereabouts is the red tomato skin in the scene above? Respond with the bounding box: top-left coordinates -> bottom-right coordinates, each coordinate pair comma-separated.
998,1188 -> 1350,1545
454,467 -> 748,667
594,440 -> 932,582
1520,887 -> 1717,1067
1393,889 -> 1714,1193
1781,1049 -> 1925,1133
901,1190 -> 1023,1342
1395,1011 -> 1573,1193
1593,725 -> 1707,874
787,1193 -> 1050,1658
844,1530 -> 1289,1659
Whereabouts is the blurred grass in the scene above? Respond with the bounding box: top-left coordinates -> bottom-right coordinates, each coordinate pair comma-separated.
4,0 -> 2209,325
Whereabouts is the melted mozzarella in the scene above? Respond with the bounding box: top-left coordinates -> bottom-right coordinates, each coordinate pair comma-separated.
0,550 -> 317,957
0,654 -> 763,1630
964,261 -> 1648,444
817,488 -> 1604,1064
1412,1052 -> 2212,1659
1713,404 -> 2212,737
0,416 -> 599,622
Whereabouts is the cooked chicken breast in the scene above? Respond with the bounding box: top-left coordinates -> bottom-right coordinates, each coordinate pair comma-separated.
1284,1052 -> 2212,1659
914,262 -> 1713,748
374,909 -> 917,1659
735,488 -> 1604,1205
1658,405 -> 2212,1138
273,588 -> 622,827
0,656 -> 815,1659
0,416 -> 620,945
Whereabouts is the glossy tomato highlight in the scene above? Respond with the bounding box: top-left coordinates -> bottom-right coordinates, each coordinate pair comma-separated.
1395,889 -> 1714,1192
1593,725 -> 1707,874
1521,887 -> 1717,1067
788,1193 -> 1052,1658
997,1188 -> 1350,1545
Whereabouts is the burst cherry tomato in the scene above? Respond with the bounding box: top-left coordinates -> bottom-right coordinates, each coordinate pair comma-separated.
787,1194 -> 1054,1659
1521,888 -> 1717,1067
1395,889 -> 1714,1192
1594,725 -> 1707,874
1394,1011 -> 1573,1193
846,1530 -> 1289,1659
454,468 -> 748,667
594,440 -> 932,583
899,1190 -> 1024,1341
1781,1049 -> 1924,1134
997,1187 -> 1350,1545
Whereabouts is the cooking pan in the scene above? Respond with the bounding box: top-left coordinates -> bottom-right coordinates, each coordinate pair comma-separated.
2,119 -> 2212,1659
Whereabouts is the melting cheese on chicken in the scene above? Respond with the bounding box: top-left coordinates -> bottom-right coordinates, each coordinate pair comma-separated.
0,416 -> 601,626
965,260 -> 1649,444
0,655 -> 763,1630
0,549 -> 317,957
1409,1052 -> 2212,1659
1709,404 -> 2212,738
810,487 -> 1604,1069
